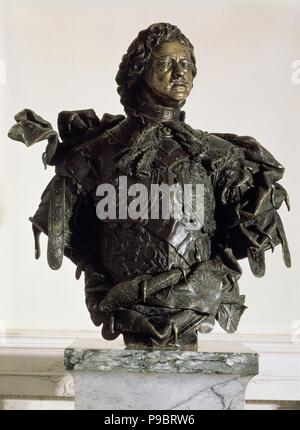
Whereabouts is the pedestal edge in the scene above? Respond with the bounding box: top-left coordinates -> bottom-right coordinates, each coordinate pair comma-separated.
64,347 -> 258,376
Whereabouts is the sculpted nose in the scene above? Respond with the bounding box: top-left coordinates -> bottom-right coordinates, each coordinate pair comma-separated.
172,62 -> 185,77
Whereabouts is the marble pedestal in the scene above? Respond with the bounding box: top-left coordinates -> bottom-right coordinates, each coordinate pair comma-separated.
64,340 -> 258,410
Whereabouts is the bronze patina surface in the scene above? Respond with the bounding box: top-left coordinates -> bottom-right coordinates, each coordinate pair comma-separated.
8,23 -> 291,348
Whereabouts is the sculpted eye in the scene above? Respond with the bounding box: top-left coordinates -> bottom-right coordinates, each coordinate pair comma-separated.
157,58 -> 173,71
180,60 -> 193,70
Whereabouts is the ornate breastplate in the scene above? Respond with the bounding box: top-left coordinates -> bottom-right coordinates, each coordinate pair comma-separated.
98,126 -> 216,283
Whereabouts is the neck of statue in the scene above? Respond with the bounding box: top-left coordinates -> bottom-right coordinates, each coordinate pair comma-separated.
132,89 -> 184,123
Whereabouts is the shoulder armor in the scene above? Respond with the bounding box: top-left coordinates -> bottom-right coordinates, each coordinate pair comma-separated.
48,111 -> 125,166
201,133 -> 242,172
57,110 -> 125,142
212,132 -> 283,172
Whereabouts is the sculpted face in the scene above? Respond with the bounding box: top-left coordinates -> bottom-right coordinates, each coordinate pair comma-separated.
144,41 -> 194,107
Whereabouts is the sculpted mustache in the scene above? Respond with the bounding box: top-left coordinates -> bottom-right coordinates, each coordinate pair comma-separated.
170,79 -> 188,86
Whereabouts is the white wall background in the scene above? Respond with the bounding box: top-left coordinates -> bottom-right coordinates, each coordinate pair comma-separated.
0,0 -> 299,334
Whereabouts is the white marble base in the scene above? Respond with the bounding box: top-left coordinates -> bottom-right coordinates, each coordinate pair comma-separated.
73,371 -> 251,410
65,339 -> 258,410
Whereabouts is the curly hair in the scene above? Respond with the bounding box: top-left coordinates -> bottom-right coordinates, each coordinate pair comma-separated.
115,23 -> 197,116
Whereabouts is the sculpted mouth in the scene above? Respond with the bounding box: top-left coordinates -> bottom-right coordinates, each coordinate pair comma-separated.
171,80 -> 188,88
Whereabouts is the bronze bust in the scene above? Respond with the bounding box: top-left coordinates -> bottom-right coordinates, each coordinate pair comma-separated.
8,23 -> 290,348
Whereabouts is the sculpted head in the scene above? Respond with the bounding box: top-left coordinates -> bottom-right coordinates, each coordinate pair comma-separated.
116,23 -> 197,115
